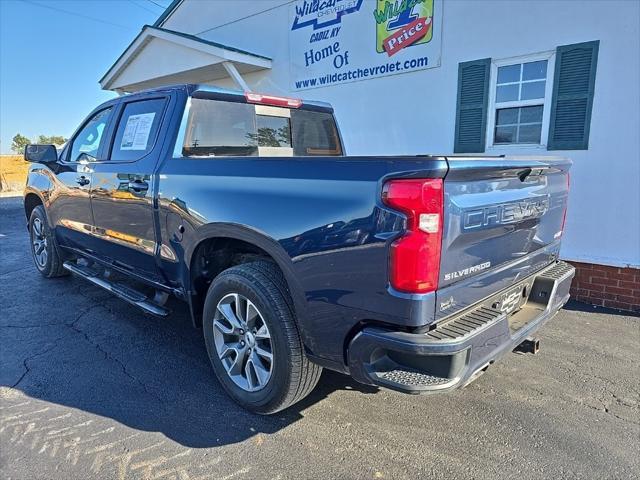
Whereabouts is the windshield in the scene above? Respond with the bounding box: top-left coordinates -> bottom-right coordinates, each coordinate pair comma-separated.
182,98 -> 342,157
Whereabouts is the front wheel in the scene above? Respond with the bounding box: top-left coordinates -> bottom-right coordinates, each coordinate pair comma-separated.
28,205 -> 67,278
203,261 -> 321,414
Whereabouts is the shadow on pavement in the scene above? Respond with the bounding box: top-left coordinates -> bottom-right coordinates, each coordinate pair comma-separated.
4,292 -> 380,448
1,193 -> 379,449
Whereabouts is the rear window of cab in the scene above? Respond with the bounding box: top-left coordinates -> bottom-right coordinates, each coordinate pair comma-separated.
181,98 -> 342,157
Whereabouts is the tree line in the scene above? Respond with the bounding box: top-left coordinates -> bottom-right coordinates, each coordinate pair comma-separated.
11,133 -> 68,154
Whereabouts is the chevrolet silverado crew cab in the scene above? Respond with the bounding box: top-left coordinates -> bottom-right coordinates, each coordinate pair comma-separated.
23,84 -> 574,414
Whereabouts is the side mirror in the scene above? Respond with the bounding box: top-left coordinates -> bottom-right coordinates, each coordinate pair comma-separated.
24,144 -> 58,164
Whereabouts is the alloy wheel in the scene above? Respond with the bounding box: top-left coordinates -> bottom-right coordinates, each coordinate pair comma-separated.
212,293 -> 274,392
31,217 -> 48,268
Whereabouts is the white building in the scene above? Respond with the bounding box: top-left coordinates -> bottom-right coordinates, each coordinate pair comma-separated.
101,0 -> 640,311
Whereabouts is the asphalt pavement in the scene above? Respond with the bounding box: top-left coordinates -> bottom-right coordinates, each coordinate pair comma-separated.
1,196 -> 639,480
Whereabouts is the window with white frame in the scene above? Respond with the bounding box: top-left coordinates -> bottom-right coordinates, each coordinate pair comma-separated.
487,53 -> 554,147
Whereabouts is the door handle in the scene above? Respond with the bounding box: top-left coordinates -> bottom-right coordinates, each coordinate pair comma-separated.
128,179 -> 149,192
76,176 -> 90,186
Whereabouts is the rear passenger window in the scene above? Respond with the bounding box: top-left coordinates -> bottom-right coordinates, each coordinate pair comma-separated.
111,98 -> 166,161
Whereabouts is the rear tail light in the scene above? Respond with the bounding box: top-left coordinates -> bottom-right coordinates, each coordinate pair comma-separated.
244,92 -> 302,108
382,178 -> 444,294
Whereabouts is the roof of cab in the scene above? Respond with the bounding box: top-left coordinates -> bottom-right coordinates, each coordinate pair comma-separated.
115,84 -> 334,113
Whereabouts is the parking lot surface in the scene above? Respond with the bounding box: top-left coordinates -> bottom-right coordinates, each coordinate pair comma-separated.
1,196 -> 639,480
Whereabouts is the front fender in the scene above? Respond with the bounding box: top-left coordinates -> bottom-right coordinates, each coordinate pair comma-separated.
24,164 -> 55,223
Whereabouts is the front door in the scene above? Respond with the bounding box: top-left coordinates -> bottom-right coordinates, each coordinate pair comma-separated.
48,107 -> 114,253
89,96 -> 168,282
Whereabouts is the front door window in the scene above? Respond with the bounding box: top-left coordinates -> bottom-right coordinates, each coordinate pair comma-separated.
68,108 -> 112,162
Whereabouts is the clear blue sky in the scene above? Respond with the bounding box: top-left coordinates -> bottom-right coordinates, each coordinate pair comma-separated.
0,0 -> 172,153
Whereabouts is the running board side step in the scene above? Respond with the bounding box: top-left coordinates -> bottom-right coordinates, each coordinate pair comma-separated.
63,261 -> 170,317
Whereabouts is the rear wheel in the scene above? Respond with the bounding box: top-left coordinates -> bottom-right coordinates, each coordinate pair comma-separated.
28,205 -> 67,278
203,261 -> 321,414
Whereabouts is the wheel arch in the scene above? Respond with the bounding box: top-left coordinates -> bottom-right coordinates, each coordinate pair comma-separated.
184,223 -> 308,332
24,191 -> 44,223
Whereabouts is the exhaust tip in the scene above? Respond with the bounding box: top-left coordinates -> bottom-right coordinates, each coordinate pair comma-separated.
514,337 -> 540,355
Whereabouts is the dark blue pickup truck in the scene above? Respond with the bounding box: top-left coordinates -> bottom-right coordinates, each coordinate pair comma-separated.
23,84 -> 574,414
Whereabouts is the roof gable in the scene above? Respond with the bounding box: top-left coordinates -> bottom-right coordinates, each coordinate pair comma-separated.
99,25 -> 271,92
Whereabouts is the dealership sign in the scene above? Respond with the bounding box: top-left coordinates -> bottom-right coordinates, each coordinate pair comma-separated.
290,0 -> 442,90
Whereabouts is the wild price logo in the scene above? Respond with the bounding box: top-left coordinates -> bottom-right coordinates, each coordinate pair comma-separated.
374,0 -> 434,56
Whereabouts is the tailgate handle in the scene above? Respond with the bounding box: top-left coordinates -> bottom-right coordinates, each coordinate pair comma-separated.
518,168 -> 532,182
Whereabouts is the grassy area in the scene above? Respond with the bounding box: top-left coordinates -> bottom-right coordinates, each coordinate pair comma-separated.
0,155 -> 28,192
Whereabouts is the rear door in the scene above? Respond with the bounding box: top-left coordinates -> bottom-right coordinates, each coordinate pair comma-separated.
436,156 -> 570,319
89,95 -> 169,282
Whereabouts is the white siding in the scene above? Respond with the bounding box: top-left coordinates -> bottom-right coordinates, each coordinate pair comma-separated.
161,0 -> 640,268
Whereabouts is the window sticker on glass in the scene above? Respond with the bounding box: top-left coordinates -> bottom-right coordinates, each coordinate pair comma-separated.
120,112 -> 156,150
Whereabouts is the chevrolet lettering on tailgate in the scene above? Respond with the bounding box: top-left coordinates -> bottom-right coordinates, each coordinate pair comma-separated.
463,197 -> 550,231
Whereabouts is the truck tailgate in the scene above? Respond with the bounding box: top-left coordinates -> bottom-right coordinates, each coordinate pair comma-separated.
436,156 -> 571,320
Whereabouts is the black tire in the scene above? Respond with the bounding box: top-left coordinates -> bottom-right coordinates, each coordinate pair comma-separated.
203,261 -> 322,414
28,205 -> 67,278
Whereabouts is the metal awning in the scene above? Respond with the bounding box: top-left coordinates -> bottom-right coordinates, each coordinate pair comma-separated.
99,25 -> 272,93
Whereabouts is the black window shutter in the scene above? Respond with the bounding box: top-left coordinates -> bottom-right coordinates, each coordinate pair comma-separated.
454,58 -> 491,153
548,40 -> 599,150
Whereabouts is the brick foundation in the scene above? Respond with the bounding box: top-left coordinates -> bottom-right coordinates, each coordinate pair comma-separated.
568,261 -> 640,313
